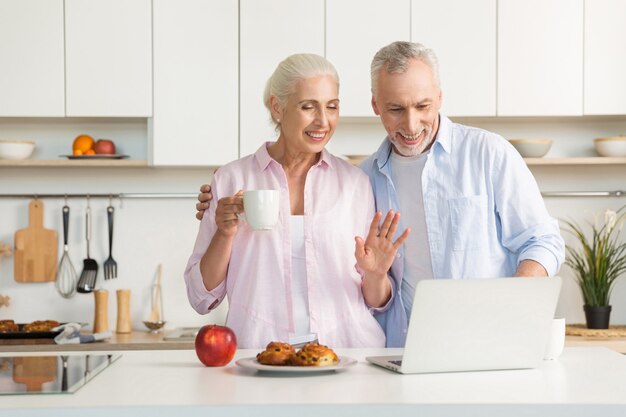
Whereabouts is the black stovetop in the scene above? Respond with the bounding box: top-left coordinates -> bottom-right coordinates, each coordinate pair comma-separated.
0,353 -> 120,395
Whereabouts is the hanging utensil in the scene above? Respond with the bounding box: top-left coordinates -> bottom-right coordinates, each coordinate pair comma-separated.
103,204 -> 117,280
14,200 -> 58,282
56,204 -> 78,298
149,264 -> 163,322
77,198 -> 98,293
143,264 -> 166,333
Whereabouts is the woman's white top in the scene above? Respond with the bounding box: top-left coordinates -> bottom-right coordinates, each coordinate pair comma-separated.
289,215 -> 312,344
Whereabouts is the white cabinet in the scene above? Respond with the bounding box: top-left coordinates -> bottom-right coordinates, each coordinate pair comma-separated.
65,0 -> 152,117
411,0 -> 496,117
497,0 -> 583,116
239,0 -> 324,157
151,0 -> 238,166
584,0 -> 626,115
0,0 -> 64,117
326,0 -> 410,117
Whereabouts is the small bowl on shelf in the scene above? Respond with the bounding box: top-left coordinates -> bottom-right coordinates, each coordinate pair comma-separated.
0,140 -> 35,160
508,139 -> 553,158
143,320 -> 166,333
593,136 -> 626,157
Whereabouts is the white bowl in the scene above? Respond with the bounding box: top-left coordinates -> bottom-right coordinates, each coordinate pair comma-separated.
508,139 -> 553,158
0,140 -> 35,160
593,136 -> 626,157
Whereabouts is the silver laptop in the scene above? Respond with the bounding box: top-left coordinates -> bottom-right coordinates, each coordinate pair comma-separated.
366,276 -> 562,374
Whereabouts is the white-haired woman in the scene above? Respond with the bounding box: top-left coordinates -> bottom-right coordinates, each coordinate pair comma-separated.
184,54 -> 409,348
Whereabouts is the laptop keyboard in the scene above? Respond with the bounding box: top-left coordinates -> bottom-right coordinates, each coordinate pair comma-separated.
390,360 -> 403,366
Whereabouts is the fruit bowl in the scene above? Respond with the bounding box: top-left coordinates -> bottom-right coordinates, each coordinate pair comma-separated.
593,136 -> 626,157
0,140 -> 35,160
508,139 -> 553,158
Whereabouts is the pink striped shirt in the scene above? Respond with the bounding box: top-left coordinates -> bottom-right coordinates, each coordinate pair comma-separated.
184,143 -> 385,348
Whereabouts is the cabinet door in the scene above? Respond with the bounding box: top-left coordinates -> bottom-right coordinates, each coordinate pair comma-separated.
584,0 -> 626,115
239,0 -> 324,157
65,0 -> 152,117
0,0 -> 64,117
151,0 -> 238,166
411,0 -> 495,117
326,0 -> 410,117
498,0 -> 583,116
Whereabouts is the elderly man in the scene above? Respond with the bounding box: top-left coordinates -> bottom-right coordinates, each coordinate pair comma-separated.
195,41 -> 564,347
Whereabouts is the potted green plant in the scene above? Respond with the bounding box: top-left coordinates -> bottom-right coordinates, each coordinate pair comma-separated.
563,206 -> 626,329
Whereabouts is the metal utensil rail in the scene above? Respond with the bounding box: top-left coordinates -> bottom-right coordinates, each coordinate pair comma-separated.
0,191 -> 624,199
540,191 -> 626,198
0,193 -> 197,199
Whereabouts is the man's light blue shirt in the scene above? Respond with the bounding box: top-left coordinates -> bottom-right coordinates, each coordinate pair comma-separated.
359,115 -> 565,347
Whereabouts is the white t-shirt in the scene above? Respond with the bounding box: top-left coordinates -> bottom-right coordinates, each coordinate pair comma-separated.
390,151 -> 434,321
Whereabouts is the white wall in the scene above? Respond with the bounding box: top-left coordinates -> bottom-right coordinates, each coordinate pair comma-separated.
0,165 -> 227,332
1,117 -> 626,332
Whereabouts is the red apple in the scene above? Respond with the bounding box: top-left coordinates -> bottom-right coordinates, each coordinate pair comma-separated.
94,139 -> 116,155
194,324 -> 237,367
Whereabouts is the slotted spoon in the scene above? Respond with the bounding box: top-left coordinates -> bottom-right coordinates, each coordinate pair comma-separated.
56,205 -> 78,298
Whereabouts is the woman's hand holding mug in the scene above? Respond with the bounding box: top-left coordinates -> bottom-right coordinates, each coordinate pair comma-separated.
214,190 -> 244,237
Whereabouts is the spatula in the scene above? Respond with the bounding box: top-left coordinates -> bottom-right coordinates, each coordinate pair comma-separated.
77,204 -> 98,293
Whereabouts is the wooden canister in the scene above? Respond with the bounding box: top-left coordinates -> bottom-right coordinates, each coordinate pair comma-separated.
116,289 -> 132,334
93,290 -> 109,333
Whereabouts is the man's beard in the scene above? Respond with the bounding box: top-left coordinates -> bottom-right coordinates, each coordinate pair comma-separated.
389,129 -> 434,157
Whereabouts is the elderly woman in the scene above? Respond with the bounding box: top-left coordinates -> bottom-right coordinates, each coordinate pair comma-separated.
184,54 -> 409,348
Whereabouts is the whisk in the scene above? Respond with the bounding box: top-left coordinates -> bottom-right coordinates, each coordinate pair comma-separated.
56,205 -> 78,298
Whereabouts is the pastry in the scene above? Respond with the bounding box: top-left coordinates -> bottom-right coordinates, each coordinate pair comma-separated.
256,341 -> 296,366
22,320 -> 60,332
0,319 -> 18,332
290,342 -> 339,367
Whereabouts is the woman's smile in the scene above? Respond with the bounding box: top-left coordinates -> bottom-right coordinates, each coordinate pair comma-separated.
305,130 -> 328,142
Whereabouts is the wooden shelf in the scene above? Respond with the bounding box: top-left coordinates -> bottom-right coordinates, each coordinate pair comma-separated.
524,157 -> 626,165
0,159 -> 148,167
3,157 -> 625,168
342,156 -> 626,167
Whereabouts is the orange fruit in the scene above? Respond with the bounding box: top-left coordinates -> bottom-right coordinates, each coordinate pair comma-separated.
73,134 -> 94,152
84,149 -> 96,155
73,149 -> 83,156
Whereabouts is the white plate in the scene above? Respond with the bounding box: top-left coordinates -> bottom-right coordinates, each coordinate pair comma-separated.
60,154 -> 129,160
236,356 -> 357,373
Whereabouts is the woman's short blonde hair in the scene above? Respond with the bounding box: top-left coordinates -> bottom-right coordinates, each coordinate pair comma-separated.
263,53 -> 339,129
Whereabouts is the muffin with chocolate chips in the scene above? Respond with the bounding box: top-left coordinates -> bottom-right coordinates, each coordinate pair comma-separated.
290,342 -> 339,367
256,341 -> 296,366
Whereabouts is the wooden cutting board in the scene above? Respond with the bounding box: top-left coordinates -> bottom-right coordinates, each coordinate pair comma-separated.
14,200 -> 58,282
12,356 -> 58,392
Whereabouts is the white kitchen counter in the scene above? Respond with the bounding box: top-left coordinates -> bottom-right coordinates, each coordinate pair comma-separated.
1,347 -> 626,417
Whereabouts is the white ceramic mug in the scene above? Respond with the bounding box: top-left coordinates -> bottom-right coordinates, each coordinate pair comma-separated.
543,317 -> 565,360
240,190 -> 279,230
